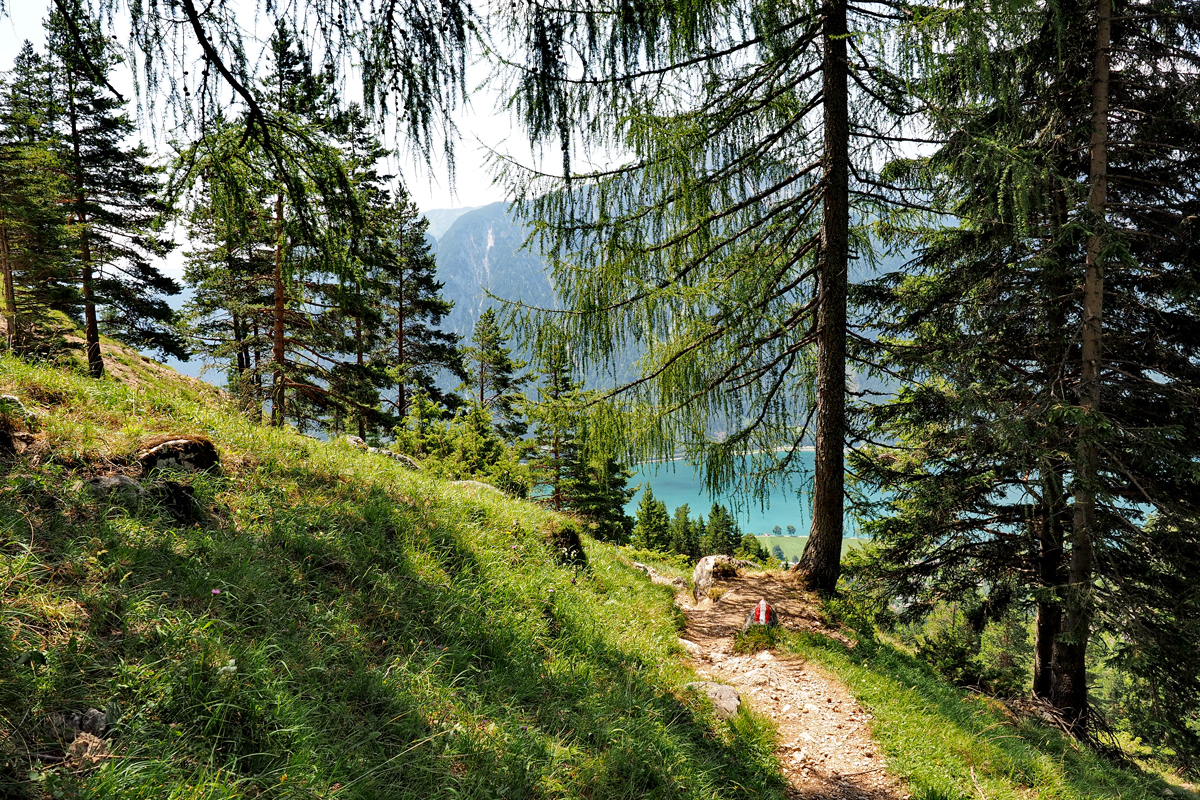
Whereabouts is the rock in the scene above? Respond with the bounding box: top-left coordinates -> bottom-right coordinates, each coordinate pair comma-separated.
343,435 -> 369,449
741,598 -> 781,631
678,638 -> 703,658
744,668 -> 772,685
48,708 -> 109,741
80,708 -> 108,737
136,435 -> 220,476
632,562 -> 690,591
85,475 -> 144,502
686,681 -> 741,719
755,650 -> 775,662
544,518 -> 588,567
154,480 -> 198,521
691,555 -> 754,601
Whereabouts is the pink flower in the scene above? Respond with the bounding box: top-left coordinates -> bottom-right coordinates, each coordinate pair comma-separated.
212,589 -> 221,595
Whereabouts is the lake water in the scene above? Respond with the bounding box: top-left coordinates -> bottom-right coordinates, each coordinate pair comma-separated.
624,450 -> 868,537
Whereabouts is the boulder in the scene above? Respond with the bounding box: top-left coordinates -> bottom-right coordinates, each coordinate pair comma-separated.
136,435 -> 220,476
741,599 -> 781,631
154,480 -> 198,521
544,518 -> 588,567
685,681 -> 741,719
84,475 -> 144,503
691,554 -> 754,602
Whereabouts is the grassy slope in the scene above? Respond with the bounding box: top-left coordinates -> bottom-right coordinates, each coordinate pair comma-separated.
2,346 -> 1190,800
783,627 -> 1194,800
0,349 -> 782,800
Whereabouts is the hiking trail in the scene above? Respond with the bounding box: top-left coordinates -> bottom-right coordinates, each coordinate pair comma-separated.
677,569 -> 908,800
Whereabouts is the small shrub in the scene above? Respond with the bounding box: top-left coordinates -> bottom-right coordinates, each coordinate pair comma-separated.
733,625 -> 781,654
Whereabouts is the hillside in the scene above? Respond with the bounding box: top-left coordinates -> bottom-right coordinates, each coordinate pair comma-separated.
0,347 -> 1193,800
0,344 -> 780,799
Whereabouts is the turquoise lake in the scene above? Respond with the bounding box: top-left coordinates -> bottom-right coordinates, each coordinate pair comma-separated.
624,449 -> 869,536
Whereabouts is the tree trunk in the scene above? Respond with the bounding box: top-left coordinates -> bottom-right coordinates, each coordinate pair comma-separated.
68,75 -> 103,378
1,223 -> 17,352
271,191 -> 286,426
1033,468 -> 1065,698
1053,0 -> 1111,734
797,0 -> 850,596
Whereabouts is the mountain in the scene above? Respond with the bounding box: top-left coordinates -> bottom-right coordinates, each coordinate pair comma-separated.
420,205 -> 480,240
431,201 -> 556,340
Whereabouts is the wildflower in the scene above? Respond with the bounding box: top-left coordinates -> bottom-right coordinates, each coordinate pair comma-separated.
212,589 -> 221,595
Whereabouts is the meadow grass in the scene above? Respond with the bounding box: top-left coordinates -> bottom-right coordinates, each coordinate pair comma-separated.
0,351 -> 785,799
782,625 -> 1193,800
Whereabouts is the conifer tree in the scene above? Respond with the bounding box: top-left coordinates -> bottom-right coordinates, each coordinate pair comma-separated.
702,504 -> 741,558
633,487 -> 670,551
0,42 -> 74,355
854,0 -> 1200,738
461,308 -> 530,440
500,0 -> 914,594
47,6 -> 182,376
668,504 -> 702,560
528,339 -> 584,511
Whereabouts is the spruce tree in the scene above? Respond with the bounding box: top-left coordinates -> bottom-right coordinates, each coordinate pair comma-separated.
854,0 -> 1200,738
669,504 -> 701,560
47,6 -> 182,376
633,487 -> 671,552
0,42 -> 74,355
461,308 -> 530,440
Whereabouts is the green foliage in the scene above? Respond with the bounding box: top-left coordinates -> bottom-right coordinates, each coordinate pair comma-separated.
0,351 -> 788,800
47,4 -> 183,369
733,625 -> 781,655
783,626 -> 1183,800
632,487 -> 670,551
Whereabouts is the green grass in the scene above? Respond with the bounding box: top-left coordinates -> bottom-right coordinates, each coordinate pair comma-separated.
782,627 -> 1194,800
756,535 -> 864,562
0,351 -> 786,799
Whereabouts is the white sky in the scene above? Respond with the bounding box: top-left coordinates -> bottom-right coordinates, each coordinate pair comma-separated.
0,2 -> 519,216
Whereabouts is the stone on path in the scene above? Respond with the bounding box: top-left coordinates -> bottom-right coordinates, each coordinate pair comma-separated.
686,681 -> 741,719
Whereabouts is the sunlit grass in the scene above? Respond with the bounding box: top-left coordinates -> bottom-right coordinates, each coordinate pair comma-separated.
0,351 -> 786,799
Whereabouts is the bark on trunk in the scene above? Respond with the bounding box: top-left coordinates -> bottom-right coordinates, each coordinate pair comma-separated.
1,224 -> 16,351
68,74 -> 103,378
1053,0 -> 1111,734
1033,469 -> 1065,698
271,192 -> 286,426
797,0 -> 850,597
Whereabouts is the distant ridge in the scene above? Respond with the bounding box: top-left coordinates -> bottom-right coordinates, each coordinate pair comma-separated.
420,205 -> 480,240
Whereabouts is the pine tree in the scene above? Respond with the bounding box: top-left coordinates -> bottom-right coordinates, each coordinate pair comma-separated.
47,6 -> 182,376
461,308 -> 530,441
0,42 -> 74,355
633,487 -> 670,551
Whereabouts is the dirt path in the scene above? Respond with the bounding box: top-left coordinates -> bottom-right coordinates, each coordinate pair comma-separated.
678,570 -> 907,800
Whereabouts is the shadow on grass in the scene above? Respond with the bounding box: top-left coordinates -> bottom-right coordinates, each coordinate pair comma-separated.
787,630 -> 1182,800
3,457 -> 788,799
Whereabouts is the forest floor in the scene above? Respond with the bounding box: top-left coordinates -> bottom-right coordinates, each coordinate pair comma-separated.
679,571 -> 908,800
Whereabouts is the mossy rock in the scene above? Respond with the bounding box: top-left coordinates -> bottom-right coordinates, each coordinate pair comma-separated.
545,518 -> 588,567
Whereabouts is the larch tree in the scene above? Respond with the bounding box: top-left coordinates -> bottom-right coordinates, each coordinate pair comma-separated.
496,0 -> 915,594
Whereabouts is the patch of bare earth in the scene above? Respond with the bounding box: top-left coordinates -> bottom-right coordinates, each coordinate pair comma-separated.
679,570 -> 908,800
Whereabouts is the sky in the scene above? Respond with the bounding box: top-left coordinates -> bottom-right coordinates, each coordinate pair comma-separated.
0,1 -> 519,219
